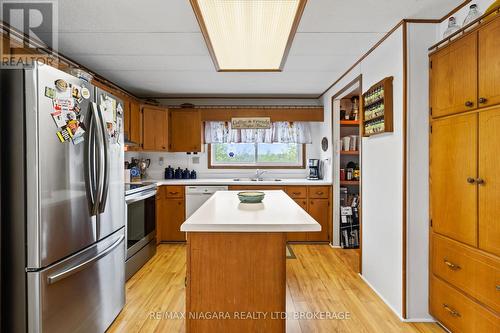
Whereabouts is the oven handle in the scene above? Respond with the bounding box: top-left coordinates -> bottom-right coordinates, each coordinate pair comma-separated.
125,190 -> 157,204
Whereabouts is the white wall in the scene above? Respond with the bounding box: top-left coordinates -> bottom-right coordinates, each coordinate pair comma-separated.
405,22 -> 435,321
127,98 -> 327,181
321,27 -> 405,316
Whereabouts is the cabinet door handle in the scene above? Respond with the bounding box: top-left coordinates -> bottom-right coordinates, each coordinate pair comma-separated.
442,304 -> 461,317
479,97 -> 488,104
475,178 -> 485,185
443,259 -> 461,271
467,177 -> 476,184
465,101 -> 474,107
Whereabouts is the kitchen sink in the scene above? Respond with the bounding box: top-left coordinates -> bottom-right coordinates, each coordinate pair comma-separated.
233,178 -> 282,182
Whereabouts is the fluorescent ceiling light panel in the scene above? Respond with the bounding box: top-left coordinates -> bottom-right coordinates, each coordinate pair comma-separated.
191,0 -> 306,71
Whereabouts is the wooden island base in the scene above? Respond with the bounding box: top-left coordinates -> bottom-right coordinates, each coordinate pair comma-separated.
186,232 -> 286,333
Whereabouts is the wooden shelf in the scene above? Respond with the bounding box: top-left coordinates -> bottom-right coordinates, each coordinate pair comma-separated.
362,76 -> 393,137
340,180 -> 359,186
340,151 -> 359,155
340,120 -> 360,126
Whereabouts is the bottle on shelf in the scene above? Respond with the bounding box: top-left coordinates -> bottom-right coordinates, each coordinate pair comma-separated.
351,96 -> 359,121
443,16 -> 460,38
463,4 -> 482,26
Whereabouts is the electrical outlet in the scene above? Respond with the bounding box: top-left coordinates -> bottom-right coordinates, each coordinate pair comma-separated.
192,156 -> 200,164
158,157 -> 164,166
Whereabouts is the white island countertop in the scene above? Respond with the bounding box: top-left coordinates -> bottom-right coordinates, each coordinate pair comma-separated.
180,190 -> 321,232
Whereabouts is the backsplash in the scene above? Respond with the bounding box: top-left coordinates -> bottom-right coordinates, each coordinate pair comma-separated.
125,144 -> 330,181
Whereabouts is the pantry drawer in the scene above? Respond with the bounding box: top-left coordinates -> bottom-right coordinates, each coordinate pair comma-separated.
164,186 -> 185,198
430,275 -> 499,333
432,233 -> 500,313
286,186 -> 308,199
308,186 -> 329,199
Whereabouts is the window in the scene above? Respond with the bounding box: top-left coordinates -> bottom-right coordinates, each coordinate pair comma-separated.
209,143 -> 304,168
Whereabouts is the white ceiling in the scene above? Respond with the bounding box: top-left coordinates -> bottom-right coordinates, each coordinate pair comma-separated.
56,0 -> 463,97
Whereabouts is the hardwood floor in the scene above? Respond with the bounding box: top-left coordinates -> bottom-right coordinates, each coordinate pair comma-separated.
108,244 -> 443,333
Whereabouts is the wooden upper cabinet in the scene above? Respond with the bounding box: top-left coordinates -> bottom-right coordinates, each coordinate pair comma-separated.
123,99 -> 131,140
142,105 -> 168,151
169,109 -> 202,152
479,18 -> 500,108
430,114 -> 478,246
478,108 -> 500,256
129,100 -> 143,146
430,32 -> 478,118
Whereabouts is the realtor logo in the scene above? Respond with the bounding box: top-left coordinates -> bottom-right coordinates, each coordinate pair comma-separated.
0,0 -> 58,68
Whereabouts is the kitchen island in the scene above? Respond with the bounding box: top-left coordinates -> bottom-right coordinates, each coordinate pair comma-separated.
180,190 -> 320,333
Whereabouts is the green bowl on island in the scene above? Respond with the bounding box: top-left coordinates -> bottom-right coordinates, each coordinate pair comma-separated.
237,191 -> 265,203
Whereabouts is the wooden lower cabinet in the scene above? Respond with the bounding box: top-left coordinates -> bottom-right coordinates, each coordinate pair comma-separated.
306,199 -> 330,242
430,275 -> 499,333
156,186 -> 186,242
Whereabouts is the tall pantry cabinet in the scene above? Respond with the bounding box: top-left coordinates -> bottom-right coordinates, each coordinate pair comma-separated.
429,15 -> 500,333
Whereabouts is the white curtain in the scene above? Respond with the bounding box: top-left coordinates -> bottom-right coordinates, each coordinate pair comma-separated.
204,121 -> 312,144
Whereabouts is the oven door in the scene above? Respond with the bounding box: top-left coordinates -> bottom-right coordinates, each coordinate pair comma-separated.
125,189 -> 156,259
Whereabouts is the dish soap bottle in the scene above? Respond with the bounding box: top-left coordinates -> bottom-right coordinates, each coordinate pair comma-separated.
443,16 -> 460,38
463,4 -> 482,26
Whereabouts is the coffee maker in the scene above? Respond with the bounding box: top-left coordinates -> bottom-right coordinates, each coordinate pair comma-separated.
307,159 -> 323,180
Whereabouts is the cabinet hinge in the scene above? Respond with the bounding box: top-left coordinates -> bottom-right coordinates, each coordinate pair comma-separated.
430,125 -> 433,134
430,219 -> 433,227
429,61 -> 432,69
429,107 -> 432,116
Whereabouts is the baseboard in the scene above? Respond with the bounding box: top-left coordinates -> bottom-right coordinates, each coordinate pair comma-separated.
358,274 -> 437,323
358,274 -> 405,321
329,243 -> 341,248
401,317 -> 436,323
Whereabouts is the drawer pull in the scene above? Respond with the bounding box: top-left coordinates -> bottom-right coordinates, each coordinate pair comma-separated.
169,191 -> 179,195
443,259 -> 461,271
442,304 -> 461,317
496,285 -> 500,291
292,192 -> 301,195
316,191 -> 324,195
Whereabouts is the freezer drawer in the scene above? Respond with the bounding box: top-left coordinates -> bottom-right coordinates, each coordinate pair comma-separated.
27,229 -> 125,333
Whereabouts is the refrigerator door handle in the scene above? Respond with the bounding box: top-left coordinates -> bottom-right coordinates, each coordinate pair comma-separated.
91,102 -> 104,236
97,105 -> 110,213
46,234 -> 124,285
84,103 -> 98,216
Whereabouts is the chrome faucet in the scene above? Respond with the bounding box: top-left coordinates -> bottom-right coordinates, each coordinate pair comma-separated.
254,169 -> 268,181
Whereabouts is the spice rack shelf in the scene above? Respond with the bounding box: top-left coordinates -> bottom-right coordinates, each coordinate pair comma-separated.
340,180 -> 359,186
340,151 -> 359,155
340,120 -> 360,126
362,76 -> 393,137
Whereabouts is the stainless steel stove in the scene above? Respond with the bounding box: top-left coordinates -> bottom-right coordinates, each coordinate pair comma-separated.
124,182 -> 157,280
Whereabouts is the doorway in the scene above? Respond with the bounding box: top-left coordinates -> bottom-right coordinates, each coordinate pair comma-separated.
331,75 -> 362,273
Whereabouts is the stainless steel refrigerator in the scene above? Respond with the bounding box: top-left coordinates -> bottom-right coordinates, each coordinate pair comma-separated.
1,64 -> 126,333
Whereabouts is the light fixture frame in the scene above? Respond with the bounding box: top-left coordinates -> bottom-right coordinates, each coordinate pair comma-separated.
189,0 -> 307,72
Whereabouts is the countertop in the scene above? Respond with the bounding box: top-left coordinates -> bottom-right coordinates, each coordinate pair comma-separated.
140,178 -> 332,186
180,190 -> 321,232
